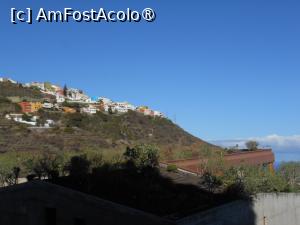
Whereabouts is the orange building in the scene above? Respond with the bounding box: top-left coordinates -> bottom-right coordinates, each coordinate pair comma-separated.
62,107 -> 77,114
18,102 -> 42,113
136,106 -> 149,114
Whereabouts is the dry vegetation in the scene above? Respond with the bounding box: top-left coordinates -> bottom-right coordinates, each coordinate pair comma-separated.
0,82 -> 46,101
0,110 -> 220,160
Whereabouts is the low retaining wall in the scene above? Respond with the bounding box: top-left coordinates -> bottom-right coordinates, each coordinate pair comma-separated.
177,193 -> 300,225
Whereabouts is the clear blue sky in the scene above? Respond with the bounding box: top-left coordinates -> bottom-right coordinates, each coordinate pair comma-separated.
1,0 -> 300,142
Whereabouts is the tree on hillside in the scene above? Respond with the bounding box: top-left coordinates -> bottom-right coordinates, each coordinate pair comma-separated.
245,141 -> 259,151
124,144 -> 159,170
63,84 -> 68,97
108,106 -> 114,114
9,167 -> 21,185
67,155 -> 91,178
25,153 -> 65,180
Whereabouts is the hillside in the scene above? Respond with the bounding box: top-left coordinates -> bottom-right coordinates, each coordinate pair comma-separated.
0,97 -> 21,114
0,110 -> 220,159
0,81 -> 50,102
0,78 -> 221,159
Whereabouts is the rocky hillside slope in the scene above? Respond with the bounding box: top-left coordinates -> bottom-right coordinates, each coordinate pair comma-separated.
0,110 -> 220,159
0,80 -> 221,159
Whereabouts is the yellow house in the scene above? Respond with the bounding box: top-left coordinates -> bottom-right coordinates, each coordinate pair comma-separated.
31,102 -> 42,112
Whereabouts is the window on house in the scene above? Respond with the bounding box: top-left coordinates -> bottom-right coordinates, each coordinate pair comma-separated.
74,217 -> 86,225
45,207 -> 56,225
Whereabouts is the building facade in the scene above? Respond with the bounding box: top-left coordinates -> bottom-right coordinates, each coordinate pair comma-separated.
18,102 -> 42,113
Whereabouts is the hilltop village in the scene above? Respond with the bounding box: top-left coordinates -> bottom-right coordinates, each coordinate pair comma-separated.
0,77 -> 164,127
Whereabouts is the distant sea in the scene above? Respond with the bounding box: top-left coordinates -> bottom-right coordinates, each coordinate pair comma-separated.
274,152 -> 300,169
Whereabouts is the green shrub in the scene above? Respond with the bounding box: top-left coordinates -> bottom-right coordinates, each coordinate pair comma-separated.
64,126 -> 75,133
278,162 -> 300,191
124,144 -> 159,170
201,172 -> 222,193
167,164 -> 178,172
221,166 -> 290,195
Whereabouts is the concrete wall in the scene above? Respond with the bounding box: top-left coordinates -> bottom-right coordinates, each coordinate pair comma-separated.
177,193 -> 300,225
